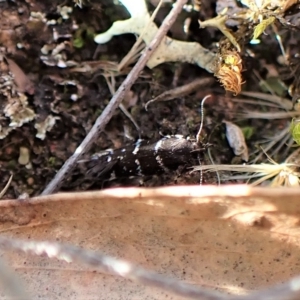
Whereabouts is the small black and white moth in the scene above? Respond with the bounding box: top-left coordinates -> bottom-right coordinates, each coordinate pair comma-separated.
85,135 -> 204,179
81,95 -> 211,181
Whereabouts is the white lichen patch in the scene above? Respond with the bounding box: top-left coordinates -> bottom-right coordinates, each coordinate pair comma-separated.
94,0 -> 217,72
35,115 -> 60,140
4,93 -> 36,127
29,11 -> 47,23
0,4 -> 84,141
40,42 -> 77,68
0,55 -> 36,139
57,6 -> 73,20
38,6 -> 78,69
0,125 -> 13,139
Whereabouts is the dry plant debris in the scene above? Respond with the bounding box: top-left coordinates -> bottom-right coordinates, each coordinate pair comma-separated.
95,0 -> 298,95
196,89 -> 300,186
215,50 -> 243,95
224,120 -> 249,161
193,147 -> 300,187
2,186 -> 300,298
94,0 -> 217,72
145,77 -> 214,109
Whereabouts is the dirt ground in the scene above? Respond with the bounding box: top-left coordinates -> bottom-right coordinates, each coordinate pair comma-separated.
0,0 -> 299,198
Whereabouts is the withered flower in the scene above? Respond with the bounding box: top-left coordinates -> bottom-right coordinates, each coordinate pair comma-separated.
215,51 -> 243,95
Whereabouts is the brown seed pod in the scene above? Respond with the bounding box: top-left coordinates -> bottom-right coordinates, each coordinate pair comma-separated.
215,51 -> 243,95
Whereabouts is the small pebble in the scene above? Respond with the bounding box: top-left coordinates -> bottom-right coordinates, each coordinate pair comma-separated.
18,147 -> 30,165
27,177 -> 34,185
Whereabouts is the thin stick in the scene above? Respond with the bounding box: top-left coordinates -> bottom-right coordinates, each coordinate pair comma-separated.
118,0 -> 164,71
41,0 -> 189,195
145,77 -> 214,110
1,236 -> 300,300
0,174 -> 13,199
0,236 -> 227,300
104,74 -> 140,135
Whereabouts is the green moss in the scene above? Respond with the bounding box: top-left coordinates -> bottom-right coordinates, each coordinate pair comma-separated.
290,118 -> 300,146
48,157 -> 56,166
242,126 -> 255,140
73,37 -> 85,48
72,26 -> 95,49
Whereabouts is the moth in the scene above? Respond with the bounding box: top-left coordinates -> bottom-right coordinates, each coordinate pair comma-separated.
83,95 -> 211,181
84,135 -> 204,179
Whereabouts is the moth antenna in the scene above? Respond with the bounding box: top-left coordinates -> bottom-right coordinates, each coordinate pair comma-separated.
197,155 -> 203,185
196,94 -> 211,185
196,94 -> 211,144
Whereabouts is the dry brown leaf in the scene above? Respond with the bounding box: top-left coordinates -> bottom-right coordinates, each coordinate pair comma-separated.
1,185 -> 300,299
5,58 -> 35,94
282,0 -> 298,12
224,120 -> 249,161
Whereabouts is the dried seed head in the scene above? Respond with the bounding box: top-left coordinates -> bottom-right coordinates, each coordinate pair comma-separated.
215,51 -> 243,95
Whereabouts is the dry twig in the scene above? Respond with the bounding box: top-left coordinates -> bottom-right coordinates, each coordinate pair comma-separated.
0,174 -> 13,199
145,77 -> 214,110
1,235 -> 300,300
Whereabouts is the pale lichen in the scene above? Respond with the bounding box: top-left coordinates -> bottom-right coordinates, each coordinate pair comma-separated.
0,52 -> 60,140
0,54 -> 36,139
94,0 -> 217,72
35,115 -> 61,140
